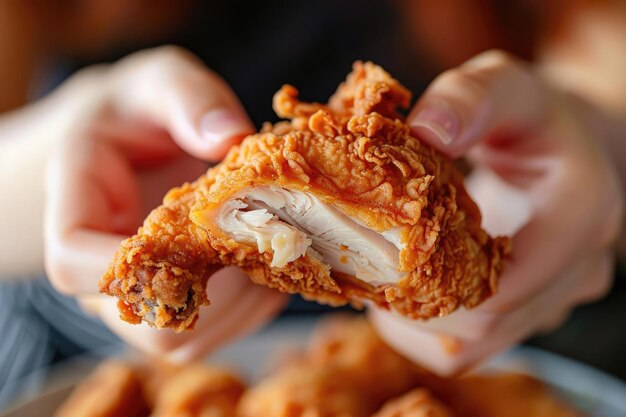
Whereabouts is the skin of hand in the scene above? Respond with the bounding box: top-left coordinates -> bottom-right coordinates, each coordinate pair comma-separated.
369,50 -> 624,376
42,46 -> 286,361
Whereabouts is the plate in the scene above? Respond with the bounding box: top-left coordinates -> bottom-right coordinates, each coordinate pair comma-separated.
4,316 -> 626,417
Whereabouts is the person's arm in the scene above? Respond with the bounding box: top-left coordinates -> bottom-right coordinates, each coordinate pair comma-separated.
0,2 -> 51,278
0,104 -> 57,278
0,79 -> 105,279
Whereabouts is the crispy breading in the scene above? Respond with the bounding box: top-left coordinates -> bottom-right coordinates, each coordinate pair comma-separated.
100,62 -> 510,331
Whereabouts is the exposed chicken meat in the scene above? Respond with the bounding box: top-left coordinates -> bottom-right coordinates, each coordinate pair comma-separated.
212,186 -> 404,284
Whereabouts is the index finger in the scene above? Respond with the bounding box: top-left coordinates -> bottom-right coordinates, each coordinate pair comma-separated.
408,50 -> 617,314
109,46 -> 255,161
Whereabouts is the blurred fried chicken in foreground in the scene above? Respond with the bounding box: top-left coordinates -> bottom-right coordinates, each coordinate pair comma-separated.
100,61 -> 510,331
237,316 -> 582,417
434,374 -> 582,417
239,316 -> 435,417
53,360 -> 150,417
55,317 -> 582,417
238,363 -> 370,417
54,361 -> 244,417
307,315 -> 426,404
149,365 -> 245,417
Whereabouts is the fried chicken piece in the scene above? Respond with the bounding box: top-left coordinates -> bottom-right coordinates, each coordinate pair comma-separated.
436,374 -> 583,417
150,365 -> 246,417
53,360 -> 150,417
237,363 -> 370,417
372,389 -> 454,417
306,315 -> 426,407
100,61 -> 511,331
305,317 -> 582,417
237,316 -> 424,417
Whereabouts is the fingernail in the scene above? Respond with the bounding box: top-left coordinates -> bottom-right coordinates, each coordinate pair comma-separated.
410,102 -> 461,145
200,109 -> 252,142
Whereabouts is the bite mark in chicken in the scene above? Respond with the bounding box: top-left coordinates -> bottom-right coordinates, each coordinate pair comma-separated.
100,62 -> 511,331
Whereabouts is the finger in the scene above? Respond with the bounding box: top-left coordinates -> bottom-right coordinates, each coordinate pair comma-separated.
465,167 -> 532,237
408,50 -> 548,158
476,204 -> 606,314
371,251 -> 609,375
407,50 -> 618,314
369,307 -> 471,376
110,46 -> 254,161
369,285 -> 541,375
45,140 -> 138,295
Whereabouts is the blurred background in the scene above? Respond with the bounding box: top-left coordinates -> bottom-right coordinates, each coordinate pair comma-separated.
1,0 -> 625,412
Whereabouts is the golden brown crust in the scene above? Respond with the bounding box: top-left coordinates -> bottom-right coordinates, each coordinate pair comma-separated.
100,61 -> 510,331
99,180 -> 220,330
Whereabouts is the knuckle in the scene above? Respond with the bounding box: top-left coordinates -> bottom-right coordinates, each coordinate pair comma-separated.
122,46 -> 215,94
116,45 -> 202,82
145,45 -> 201,71
56,64 -> 110,100
479,49 -> 516,66
432,68 -> 490,102
465,49 -> 520,72
463,49 -> 535,89
70,64 -> 110,85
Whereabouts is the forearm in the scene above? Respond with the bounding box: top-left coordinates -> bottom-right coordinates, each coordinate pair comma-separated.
0,106 -> 55,279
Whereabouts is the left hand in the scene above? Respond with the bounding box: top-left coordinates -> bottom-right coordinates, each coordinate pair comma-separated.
42,46 -> 287,361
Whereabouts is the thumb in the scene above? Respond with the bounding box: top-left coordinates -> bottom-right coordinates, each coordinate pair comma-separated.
110,46 -> 254,161
408,50 -> 548,158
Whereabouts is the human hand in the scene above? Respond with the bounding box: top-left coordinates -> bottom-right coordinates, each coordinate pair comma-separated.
43,46 -> 286,361
369,50 -> 624,375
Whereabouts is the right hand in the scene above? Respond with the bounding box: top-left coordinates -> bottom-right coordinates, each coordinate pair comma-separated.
370,50 -> 624,375
42,46 -> 287,361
